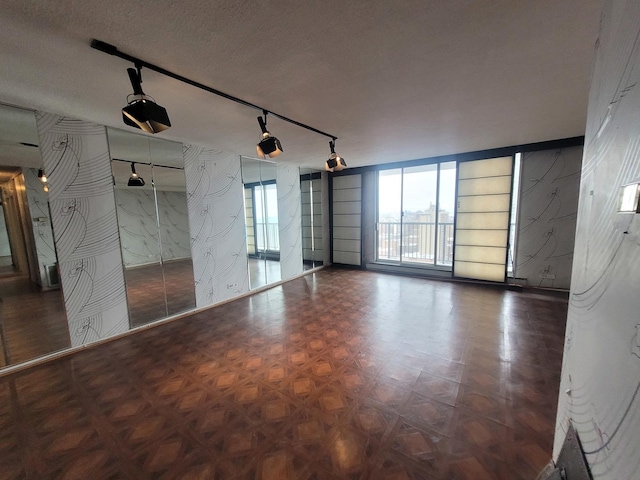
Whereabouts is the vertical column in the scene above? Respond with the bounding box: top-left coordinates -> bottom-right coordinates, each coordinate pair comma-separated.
36,113 -> 128,345
276,163 -> 303,280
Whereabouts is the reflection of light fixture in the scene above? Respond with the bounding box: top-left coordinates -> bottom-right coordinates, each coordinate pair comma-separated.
122,66 -> 171,134
325,140 -> 346,172
128,162 -> 145,187
43,184 -> 49,193
256,111 -> 283,159
38,169 -> 47,183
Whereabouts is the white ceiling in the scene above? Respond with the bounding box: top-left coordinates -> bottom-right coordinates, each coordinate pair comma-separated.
0,0 -> 602,169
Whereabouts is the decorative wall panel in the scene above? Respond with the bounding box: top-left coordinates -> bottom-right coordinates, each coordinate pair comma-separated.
277,163 -> 303,279
332,174 -> 362,265
515,147 -> 582,289
184,145 -> 249,307
554,2 -> 640,478
36,113 -> 128,345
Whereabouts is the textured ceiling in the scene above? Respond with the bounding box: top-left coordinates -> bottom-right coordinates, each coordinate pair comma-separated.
0,0 -> 601,169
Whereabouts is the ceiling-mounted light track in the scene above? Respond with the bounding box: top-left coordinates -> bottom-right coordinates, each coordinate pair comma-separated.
90,39 -> 338,141
325,140 -> 346,172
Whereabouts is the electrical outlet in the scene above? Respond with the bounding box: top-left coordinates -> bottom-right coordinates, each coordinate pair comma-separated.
227,283 -> 238,289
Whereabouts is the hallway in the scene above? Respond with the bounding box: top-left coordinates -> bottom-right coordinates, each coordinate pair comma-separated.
0,268 -> 566,479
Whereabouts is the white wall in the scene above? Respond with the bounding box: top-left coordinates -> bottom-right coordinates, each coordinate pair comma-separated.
554,2 -> 640,478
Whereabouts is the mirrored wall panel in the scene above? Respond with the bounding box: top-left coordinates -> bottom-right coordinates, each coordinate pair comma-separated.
0,104 -> 70,369
241,157 -> 282,289
300,168 -> 324,270
108,128 -> 196,328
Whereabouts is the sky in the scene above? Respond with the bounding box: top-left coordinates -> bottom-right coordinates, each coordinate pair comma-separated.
378,162 -> 457,220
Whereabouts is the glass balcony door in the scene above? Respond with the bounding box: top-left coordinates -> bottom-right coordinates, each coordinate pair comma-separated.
377,162 -> 456,267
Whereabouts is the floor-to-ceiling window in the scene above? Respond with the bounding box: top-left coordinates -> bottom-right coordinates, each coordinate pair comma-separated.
377,161 -> 456,267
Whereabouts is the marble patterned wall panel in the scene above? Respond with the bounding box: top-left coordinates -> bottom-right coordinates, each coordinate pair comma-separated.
114,189 -> 191,267
553,2 -> 640,478
184,145 -> 249,308
516,146 -> 583,289
114,189 -> 160,267
36,113 -> 128,345
23,168 -> 57,286
276,163 -> 303,280
157,190 -> 191,261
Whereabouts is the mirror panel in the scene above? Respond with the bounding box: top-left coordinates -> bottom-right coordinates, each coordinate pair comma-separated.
300,168 -> 324,270
0,104 -> 70,369
241,157 -> 281,289
108,128 -> 195,328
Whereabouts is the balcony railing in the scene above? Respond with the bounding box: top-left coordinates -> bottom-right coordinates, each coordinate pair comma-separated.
377,222 -> 454,265
255,221 -> 280,252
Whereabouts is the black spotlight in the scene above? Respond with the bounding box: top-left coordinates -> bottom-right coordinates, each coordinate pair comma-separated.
325,140 -> 346,172
127,162 -> 145,187
256,112 -> 283,159
122,67 -> 171,134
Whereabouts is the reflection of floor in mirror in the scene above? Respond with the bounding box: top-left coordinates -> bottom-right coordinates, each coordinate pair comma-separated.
248,257 -> 281,289
125,258 -> 197,328
0,275 -> 70,368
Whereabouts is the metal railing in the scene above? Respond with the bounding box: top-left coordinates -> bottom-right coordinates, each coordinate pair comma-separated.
255,222 -> 280,252
377,222 -> 454,265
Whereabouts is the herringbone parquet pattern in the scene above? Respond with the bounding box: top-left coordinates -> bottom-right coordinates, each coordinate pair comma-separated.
0,268 -> 566,479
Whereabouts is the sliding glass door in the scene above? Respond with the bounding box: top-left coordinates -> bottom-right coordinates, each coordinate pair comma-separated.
377,162 -> 456,267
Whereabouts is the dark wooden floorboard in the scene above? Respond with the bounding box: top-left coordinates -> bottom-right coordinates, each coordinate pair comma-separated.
0,268 -> 566,479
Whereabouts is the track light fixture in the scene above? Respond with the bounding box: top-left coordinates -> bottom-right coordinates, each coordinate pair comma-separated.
122,65 -> 171,134
325,140 -> 347,172
37,169 -> 47,183
256,111 -> 283,159
91,41 -> 342,162
127,162 -> 145,187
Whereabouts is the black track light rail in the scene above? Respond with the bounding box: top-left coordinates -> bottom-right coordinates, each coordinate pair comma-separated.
112,158 -> 184,170
91,39 -> 338,141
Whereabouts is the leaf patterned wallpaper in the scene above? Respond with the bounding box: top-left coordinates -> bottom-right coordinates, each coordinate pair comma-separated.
36,113 -> 129,346
554,1 -> 640,478
515,146 -> 583,289
183,145 -> 250,308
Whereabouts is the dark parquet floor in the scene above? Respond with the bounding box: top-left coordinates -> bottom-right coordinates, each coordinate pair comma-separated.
0,268 -> 567,479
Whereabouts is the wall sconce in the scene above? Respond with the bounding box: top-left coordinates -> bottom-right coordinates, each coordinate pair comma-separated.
618,183 -> 640,213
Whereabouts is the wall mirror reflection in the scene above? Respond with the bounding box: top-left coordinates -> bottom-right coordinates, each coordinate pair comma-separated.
0,104 -> 70,369
241,156 -> 281,289
107,128 -> 196,328
300,168 -> 324,270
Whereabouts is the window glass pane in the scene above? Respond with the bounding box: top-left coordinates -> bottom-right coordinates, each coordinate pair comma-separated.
402,165 -> 437,264
437,162 -> 456,266
377,169 -> 402,261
